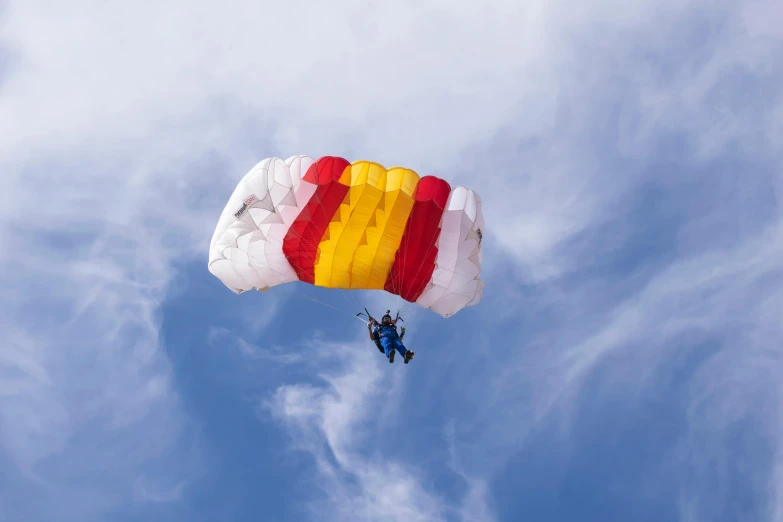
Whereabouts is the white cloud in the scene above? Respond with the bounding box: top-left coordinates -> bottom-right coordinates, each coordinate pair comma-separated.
445,211 -> 783,519
3,0 -> 779,284
8,0 -> 774,278
266,340 -> 495,522
1,0 -> 782,519
0,224 -> 203,521
207,326 -> 302,364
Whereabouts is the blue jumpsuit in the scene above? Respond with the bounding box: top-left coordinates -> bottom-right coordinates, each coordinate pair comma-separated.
372,324 -> 408,358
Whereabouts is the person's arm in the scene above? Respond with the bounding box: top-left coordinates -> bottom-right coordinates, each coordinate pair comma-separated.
367,322 -> 375,341
400,326 -> 406,340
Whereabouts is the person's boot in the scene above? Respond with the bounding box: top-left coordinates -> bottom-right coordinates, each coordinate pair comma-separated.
388,349 -> 395,363
403,351 -> 414,364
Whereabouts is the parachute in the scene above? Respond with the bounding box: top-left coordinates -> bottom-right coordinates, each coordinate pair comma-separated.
208,156 -> 485,318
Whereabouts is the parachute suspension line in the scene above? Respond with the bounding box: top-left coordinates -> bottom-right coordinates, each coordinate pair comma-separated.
340,288 -> 355,312
249,236 -> 359,315
296,290 -> 368,323
340,287 -> 363,319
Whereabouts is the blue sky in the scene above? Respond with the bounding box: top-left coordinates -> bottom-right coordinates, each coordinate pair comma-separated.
2,1 -> 782,521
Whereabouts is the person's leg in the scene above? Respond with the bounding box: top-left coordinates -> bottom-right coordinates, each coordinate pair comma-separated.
395,339 -> 414,364
380,337 -> 395,363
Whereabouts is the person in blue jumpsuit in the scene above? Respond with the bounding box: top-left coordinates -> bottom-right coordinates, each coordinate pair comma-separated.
368,311 -> 414,364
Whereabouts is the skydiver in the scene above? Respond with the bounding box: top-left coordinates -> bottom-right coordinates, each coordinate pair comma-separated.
367,311 -> 414,364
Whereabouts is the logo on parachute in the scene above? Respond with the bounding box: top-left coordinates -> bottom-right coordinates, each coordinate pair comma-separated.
234,195 -> 257,219
476,228 -> 483,245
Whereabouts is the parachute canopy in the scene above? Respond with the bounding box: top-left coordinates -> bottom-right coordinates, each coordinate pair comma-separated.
208,156 -> 484,318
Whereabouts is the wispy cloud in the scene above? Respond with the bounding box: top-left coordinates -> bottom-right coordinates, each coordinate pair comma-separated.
431,190 -> 783,519
265,340 -> 494,522
207,326 -> 302,364
2,0 -> 782,520
0,225 -> 204,521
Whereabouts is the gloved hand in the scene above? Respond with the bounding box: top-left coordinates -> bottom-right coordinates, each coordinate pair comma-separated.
401,327 -> 406,334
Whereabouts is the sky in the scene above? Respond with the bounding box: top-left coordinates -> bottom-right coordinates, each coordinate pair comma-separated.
1,1 -> 782,521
